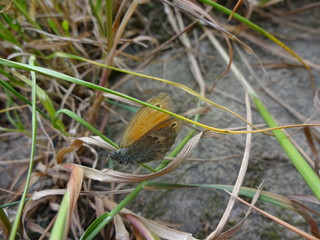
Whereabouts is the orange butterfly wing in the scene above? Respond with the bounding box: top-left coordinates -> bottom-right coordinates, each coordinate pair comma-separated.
119,92 -> 175,148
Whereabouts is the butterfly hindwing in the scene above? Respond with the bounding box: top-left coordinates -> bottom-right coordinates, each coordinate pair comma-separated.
125,120 -> 179,163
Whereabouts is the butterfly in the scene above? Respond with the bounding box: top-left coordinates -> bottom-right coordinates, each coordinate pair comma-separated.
108,92 -> 181,164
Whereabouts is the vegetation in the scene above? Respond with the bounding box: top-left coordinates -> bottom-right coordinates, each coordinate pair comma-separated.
0,0 -> 319,239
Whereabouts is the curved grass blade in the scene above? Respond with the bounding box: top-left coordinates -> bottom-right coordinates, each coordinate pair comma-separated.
80,184 -> 144,240
54,109 -> 118,148
80,212 -> 113,240
50,165 -> 84,239
1,57 -> 319,135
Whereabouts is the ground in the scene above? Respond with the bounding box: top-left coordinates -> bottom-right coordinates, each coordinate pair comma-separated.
1,1 -> 320,239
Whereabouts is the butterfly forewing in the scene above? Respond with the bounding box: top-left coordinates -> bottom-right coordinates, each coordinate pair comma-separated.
119,93 -> 174,148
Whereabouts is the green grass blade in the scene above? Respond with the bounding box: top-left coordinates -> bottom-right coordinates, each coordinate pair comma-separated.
88,0 -> 104,35
0,126 -> 30,135
0,18 -> 21,46
0,57 -> 193,128
1,13 -> 20,32
54,109 -> 118,148
0,67 -> 23,85
50,165 -> 84,239
10,70 -> 66,133
253,97 -> 320,200
144,182 -> 295,210
47,18 -> 61,35
0,199 -> 30,209
0,79 -> 49,120
50,192 -> 69,240
8,56 -> 38,240
80,212 -> 113,240
105,0 -> 113,48
80,183 -> 145,240
0,208 -> 11,238
3,88 -> 25,130
106,99 -> 138,112
13,0 -> 42,30
61,20 -> 70,36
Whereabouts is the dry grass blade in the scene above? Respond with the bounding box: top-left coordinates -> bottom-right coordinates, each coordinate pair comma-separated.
314,88 -> 320,111
0,155 -> 43,165
87,0 -> 144,124
304,127 -> 319,160
282,2 -> 320,17
110,20 -> 199,90
0,209 -> 10,239
162,0 -> 252,53
239,32 -> 320,71
22,197 -> 54,239
62,132 -> 204,183
50,164 -> 84,239
235,44 -> 309,123
182,106 -> 210,118
31,189 -> 67,201
56,140 -> 86,164
21,28 -> 100,45
56,136 -> 116,164
228,0 -> 243,20
36,162 -> 70,181
103,93 -> 142,108
0,0 -> 12,13
211,183 -> 264,240
66,165 -> 84,229
290,200 -> 320,237
287,194 -> 320,205
227,191 -> 320,240
103,198 -> 129,240
77,136 -> 117,151
135,216 -> 196,240
126,214 -> 155,240
165,4 -> 206,96
105,199 -> 197,240
113,213 -> 130,240
26,221 -> 47,239
208,93 -> 253,238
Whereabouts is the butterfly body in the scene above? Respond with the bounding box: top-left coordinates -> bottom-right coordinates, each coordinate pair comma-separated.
109,93 -> 181,164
